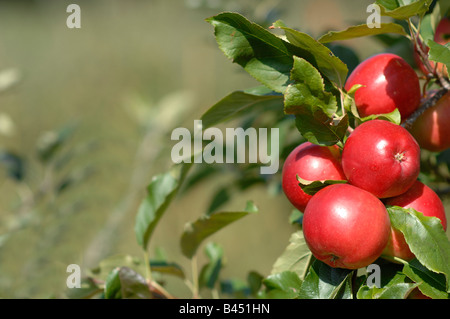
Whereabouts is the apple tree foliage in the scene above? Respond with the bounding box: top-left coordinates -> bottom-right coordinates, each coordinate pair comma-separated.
69,0 -> 450,299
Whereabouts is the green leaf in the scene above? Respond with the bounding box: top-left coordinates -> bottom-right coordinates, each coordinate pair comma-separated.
296,176 -> 348,196
0,150 -> 25,181
149,261 -> 185,279
220,278 -> 251,298
358,108 -> 401,125
206,13 -> 347,92
427,40 -> 450,73
356,262 -> 414,299
199,242 -> 224,289
379,283 -> 418,299
104,268 -> 122,299
419,12 -> 437,44
403,259 -> 449,299
200,89 -> 283,129
36,123 -> 77,163
376,0 -> 434,20
295,112 -> 348,146
180,201 -> 258,259
343,85 -> 402,125
135,163 -> 192,250
247,271 -> 264,296
261,271 -> 302,299
359,282 -> 417,299
376,0 -> 400,11
284,57 -> 338,117
118,267 -> 153,299
272,21 -> 348,87
343,85 -> 362,118
387,206 -> 450,292
271,231 -> 312,280
284,56 -> 347,146
318,23 -> 408,43
65,277 -> 102,299
288,209 -> 303,227
90,254 -> 145,280
103,267 -> 154,299
206,187 -> 231,215
206,12 -> 297,93
298,259 -> 353,299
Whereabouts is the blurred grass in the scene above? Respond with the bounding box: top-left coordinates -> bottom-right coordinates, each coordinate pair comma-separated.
0,0 -> 448,299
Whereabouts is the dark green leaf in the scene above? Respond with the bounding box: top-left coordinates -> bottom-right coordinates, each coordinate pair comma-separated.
180,201 -> 258,259
135,163 -> 192,249
318,23 -> 407,43
298,260 -> 353,299
387,206 -> 450,292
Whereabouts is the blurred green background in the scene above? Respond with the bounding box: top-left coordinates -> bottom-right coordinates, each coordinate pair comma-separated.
0,0 -> 448,298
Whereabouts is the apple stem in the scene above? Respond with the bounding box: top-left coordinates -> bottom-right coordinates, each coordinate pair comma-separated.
394,152 -> 405,162
402,87 -> 449,129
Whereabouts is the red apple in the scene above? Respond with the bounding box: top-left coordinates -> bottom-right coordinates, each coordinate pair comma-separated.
344,53 -> 421,120
410,91 -> 450,152
281,142 -> 346,212
383,180 -> 447,261
434,16 -> 450,45
341,120 -> 420,198
302,184 -> 391,269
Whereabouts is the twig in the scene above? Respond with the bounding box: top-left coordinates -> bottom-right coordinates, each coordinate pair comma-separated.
148,280 -> 175,299
402,88 -> 449,129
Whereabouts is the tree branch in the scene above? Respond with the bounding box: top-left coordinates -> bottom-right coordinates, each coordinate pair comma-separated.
402,88 -> 449,129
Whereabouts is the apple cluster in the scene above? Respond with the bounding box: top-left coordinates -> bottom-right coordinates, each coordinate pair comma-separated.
282,19 -> 449,269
